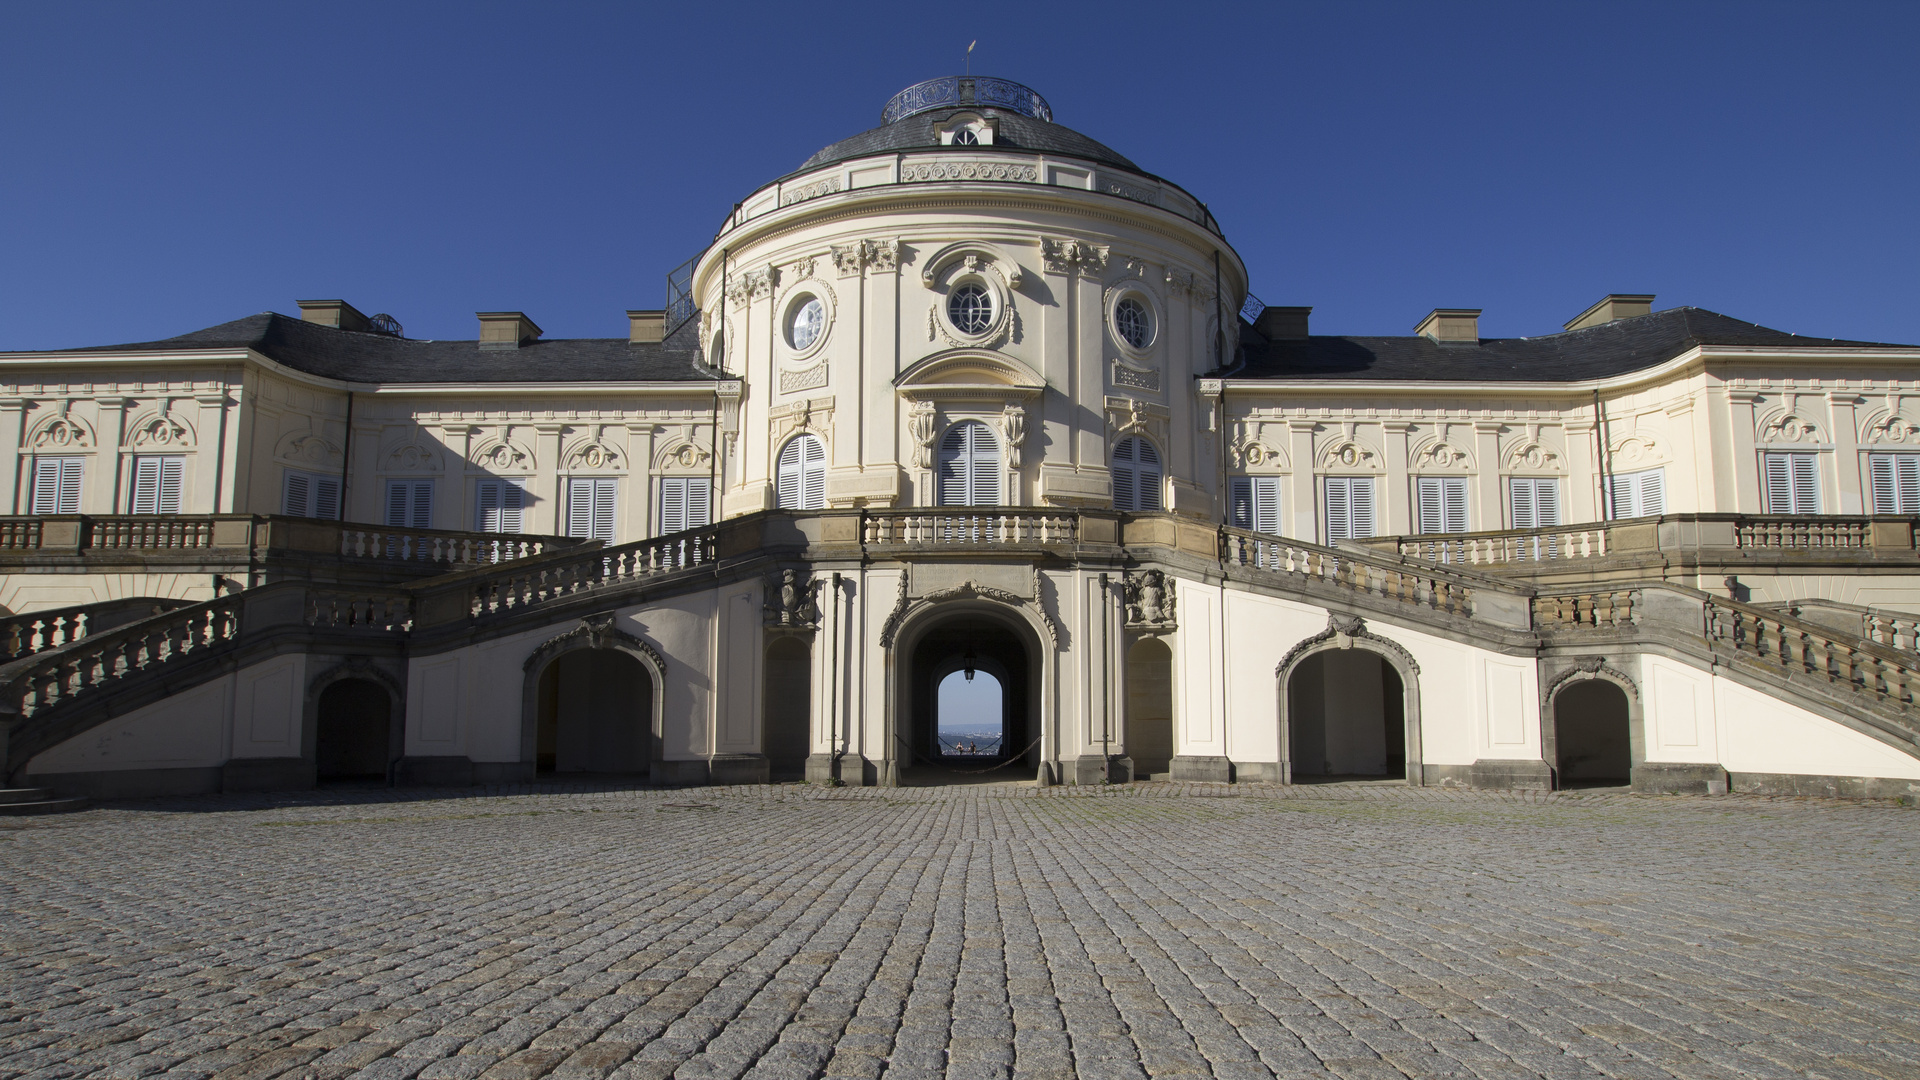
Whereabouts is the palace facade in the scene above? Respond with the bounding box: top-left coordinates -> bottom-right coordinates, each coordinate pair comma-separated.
4,77 -> 1918,802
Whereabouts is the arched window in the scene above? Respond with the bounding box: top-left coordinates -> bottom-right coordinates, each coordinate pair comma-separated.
937,421 -> 1000,506
776,433 -> 827,510
1112,436 -> 1163,512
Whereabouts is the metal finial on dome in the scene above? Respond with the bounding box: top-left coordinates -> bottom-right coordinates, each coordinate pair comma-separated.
881,77 -> 1052,126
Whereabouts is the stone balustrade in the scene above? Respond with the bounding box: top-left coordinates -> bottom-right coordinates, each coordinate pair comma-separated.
1221,527 -> 1486,621
1706,597 -> 1919,715
0,514 -> 585,565
1364,514 -> 1918,567
860,510 -> 1078,548
0,598 -> 196,663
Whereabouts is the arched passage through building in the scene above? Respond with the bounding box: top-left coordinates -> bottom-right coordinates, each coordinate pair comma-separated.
1125,637 -> 1174,780
316,678 -> 394,783
1284,648 -> 1410,782
1552,680 -> 1633,787
900,608 -> 1041,785
534,649 -> 653,777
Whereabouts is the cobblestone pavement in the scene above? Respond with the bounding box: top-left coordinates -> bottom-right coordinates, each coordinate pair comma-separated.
3,782 -> 1918,1080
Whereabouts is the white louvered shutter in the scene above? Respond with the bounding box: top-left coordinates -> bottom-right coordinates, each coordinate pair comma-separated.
1609,468 -> 1664,518
386,480 -> 434,528
658,477 -> 711,535
1869,454 -> 1920,514
1111,437 -> 1162,512
776,435 -> 826,510
1326,476 -> 1375,542
475,479 -> 524,532
283,470 -> 311,517
314,476 -> 340,520
1229,477 -> 1253,529
1763,453 -> 1819,514
1252,477 -> 1280,534
1510,477 -> 1560,529
567,478 -> 617,543
32,458 -> 83,515
131,457 -> 160,514
937,421 -> 999,507
1415,477 -> 1466,534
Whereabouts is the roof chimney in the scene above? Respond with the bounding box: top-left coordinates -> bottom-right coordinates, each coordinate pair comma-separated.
477,311 -> 542,350
1255,305 -> 1312,341
626,309 -> 666,344
1414,308 -> 1481,344
297,299 -> 370,332
1564,294 -> 1655,332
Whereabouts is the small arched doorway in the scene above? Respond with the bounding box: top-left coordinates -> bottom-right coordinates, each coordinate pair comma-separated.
902,611 -> 1037,784
316,678 -> 393,782
1287,651 -> 1406,780
1125,637 -> 1174,779
764,636 -> 812,780
1553,680 -> 1632,786
534,649 -> 652,776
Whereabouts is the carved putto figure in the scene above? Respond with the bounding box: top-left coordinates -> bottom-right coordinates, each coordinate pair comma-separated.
1123,570 -> 1176,630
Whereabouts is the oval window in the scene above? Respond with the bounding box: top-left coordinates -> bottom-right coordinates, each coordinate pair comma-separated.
1115,298 -> 1152,349
788,297 -> 825,351
948,284 -> 993,335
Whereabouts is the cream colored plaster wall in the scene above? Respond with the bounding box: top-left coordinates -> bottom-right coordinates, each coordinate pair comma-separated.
0,366 -> 241,516
229,653 -> 307,759
1639,654 -> 1920,782
1198,582 -> 1538,771
406,592 -> 718,766
0,573 -> 218,613
27,675 -> 230,775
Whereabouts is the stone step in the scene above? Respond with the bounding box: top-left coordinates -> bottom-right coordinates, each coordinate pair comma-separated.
0,790 -> 88,815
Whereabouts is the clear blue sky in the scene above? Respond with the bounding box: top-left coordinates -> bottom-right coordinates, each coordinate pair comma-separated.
4,1 -> 1916,351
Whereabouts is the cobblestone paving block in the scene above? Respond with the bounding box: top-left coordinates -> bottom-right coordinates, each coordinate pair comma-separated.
2,782 -> 1918,1079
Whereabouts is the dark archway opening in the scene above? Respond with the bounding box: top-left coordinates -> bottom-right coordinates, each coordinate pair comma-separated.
1554,680 -> 1631,786
905,615 -> 1035,784
316,678 -> 393,783
764,637 -> 812,781
1125,637 -> 1174,779
1288,650 -> 1405,780
535,649 -> 652,776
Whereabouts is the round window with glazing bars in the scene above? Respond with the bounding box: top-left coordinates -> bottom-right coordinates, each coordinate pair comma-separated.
1114,297 -> 1152,349
948,284 -> 993,335
788,297 -> 825,351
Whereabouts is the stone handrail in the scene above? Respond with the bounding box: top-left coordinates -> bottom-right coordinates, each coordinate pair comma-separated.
451,526 -> 718,622
861,510 -> 1078,547
2,595 -> 243,721
306,590 -> 414,633
1363,513 -> 1918,566
1705,596 -> 1919,717
0,514 -> 586,565
1532,589 -> 1639,628
0,598 -> 198,663
1760,599 -> 1920,654
1220,527 -> 1498,623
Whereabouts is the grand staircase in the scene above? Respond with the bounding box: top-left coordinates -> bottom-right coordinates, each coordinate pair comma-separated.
5,510 -> 1918,792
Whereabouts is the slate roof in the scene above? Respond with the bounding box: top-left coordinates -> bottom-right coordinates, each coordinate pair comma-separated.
800,107 -> 1138,172
1225,307 -> 1915,384
30,312 -> 715,384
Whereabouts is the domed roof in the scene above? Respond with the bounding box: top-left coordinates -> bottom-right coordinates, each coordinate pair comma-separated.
799,77 -> 1138,173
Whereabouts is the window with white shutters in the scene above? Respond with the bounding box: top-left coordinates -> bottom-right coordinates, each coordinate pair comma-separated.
1228,476 -> 1282,534
1762,452 -> 1821,514
936,421 -> 1000,507
1606,467 -> 1665,519
566,477 -> 618,543
1415,476 -> 1469,534
30,457 -> 83,515
1323,476 -> 1376,543
1509,477 -> 1562,529
129,456 -> 184,514
474,478 -> 526,533
282,469 -> 341,520
1868,454 -> 1920,515
384,479 -> 435,529
775,434 -> 827,510
1111,436 -> 1163,512
657,476 -> 711,535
